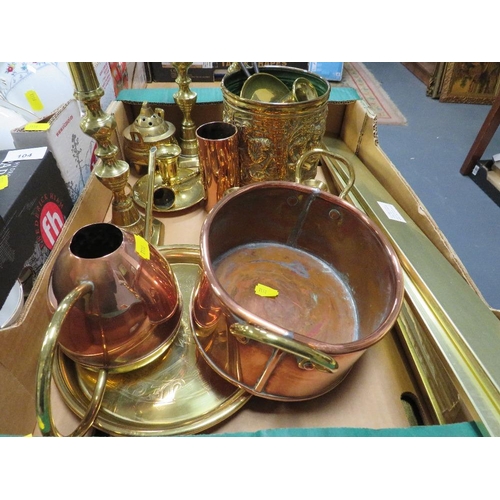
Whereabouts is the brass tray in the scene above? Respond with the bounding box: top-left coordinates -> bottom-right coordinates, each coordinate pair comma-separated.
132,158 -> 205,213
52,245 -> 251,436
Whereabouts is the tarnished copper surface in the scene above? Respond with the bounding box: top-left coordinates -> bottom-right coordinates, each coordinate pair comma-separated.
49,223 -> 181,372
214,243 -> 358,344
191,182 -> 404,401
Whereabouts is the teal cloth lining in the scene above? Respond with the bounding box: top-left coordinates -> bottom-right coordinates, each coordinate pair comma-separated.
0,422 -> 482,438
205,422 -> 483,437
117,86 -> 360,105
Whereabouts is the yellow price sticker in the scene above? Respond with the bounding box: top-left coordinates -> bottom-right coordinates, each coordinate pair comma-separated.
24,90 -> 44,112
24,122 -> 51,131
134,234 -> 150,260
0,175 -> 8,190
255,283 -> 279,298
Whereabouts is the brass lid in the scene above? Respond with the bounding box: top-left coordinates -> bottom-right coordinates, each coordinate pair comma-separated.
123,102 -> 176,143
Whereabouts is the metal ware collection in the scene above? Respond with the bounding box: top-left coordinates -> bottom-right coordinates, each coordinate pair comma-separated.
35,62 -> 404,436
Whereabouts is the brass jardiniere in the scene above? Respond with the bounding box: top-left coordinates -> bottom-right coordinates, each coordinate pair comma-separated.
221,66 -> 331,185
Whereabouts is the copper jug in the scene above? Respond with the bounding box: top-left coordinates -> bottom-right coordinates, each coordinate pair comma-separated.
36,222 -> 182,436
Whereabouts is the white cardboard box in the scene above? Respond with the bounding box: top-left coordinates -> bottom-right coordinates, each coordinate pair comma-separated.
11,99 -> 97,203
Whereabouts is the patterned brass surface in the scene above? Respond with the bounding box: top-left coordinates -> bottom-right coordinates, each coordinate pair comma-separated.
52,245 -> 251,436
221,66 -> 330,185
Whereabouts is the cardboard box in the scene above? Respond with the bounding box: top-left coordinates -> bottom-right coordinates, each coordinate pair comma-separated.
11,99 -> 97,203
147,62 -> 310,82
2,89 -> 498,437
99,62 -> 149,111
109,62 -> 148,96
0,146 -> 73,311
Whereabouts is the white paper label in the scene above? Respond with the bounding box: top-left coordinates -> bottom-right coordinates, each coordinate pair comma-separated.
492,153 -> 500,162
3,146 -> 47,163
378,201 -> 406,223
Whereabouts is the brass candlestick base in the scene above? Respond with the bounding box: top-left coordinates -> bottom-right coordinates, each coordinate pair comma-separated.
172,62 -> 198,158
67,63 -> 163,246
133,156 -> 204,213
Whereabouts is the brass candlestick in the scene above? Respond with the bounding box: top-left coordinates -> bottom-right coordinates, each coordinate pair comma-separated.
172,62 -> 198,157
67,62 -> 163,245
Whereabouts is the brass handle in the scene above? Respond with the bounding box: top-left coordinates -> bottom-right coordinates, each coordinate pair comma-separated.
36,281 -> 108,437
229,323 -> 338,373
295,148 -> 355,200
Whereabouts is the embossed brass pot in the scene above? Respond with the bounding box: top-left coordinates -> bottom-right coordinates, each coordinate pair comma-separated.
191,181 -> 404,401
221,66 -> 330,185
37,222 -> 182,435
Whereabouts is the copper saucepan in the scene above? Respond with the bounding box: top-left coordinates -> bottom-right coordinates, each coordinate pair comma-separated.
191,153 -> 404,401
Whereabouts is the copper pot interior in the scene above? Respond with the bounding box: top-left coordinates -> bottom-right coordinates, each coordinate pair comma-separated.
204,182 -> 402,353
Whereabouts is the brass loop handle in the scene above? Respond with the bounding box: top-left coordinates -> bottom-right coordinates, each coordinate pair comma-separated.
229,323 -> 338,373
36,281 -> 108,437
295,148 -> 355,200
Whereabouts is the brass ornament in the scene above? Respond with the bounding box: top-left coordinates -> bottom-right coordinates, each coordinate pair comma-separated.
67,63 -> 163,245
172,62 -> 198,157
123,102 -> 178,175
221,66 -> 330,185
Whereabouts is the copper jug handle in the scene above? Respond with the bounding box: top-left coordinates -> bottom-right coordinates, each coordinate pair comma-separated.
36,281 -> 108,437
229,323 -> 338,373
295,148 -> 355,200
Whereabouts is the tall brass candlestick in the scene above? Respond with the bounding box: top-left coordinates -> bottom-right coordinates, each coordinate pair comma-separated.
67,62 -> 163,245
172,62 -> 198,157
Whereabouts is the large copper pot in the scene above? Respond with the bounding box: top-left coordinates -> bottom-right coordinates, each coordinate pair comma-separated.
191,181 -> 404,401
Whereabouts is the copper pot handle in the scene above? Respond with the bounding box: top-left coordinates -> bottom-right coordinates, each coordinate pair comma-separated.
229,323 -> 338,373
295,148 -> 355,200
36,281 -> 108,437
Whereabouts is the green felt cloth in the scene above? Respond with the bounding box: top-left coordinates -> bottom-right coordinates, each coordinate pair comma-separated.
206,422 -> 483,437
117,86 -> 359,105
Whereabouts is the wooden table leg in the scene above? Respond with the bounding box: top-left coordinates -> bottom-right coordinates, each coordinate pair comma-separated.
460,91 -> 500,175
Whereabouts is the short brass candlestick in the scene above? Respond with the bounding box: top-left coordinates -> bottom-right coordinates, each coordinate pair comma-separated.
172,62 -> 198,157
67,62 -> 163,245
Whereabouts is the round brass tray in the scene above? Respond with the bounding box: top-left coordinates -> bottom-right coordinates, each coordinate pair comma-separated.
132,157 -> 205,213
53,245 -> 251,436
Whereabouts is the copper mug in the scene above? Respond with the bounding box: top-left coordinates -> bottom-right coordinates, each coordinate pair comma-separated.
196,121 -> 240,212
36,222 -> 182,436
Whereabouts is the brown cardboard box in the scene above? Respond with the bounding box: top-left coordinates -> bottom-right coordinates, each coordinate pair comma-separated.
2,87 -> 499,437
